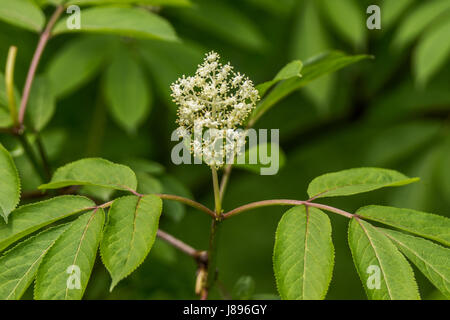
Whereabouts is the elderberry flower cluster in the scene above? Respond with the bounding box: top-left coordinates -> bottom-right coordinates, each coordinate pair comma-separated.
170,51 -> 260,167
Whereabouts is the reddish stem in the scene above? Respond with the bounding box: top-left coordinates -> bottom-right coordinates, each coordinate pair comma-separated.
155,193 -> 217,219
222,199 -> 354,219
18,5 -> 65,126
157,229 -> 202,259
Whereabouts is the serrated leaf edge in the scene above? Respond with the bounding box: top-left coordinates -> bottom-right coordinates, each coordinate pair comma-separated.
38,157 -> 138,191
308,167 -> 419,199
99,194 -> 162,291
380,228 -> 450,299
348,219 -> 420,300
33,209 -> 104,300
0,143 -> 21,223
357,205 -> 450,246
0,195 -> 95,252
0,224 -> 69,300
273,205 -> 335,300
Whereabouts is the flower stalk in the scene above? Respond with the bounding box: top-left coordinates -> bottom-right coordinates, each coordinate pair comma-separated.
167,51 -> 359,299
211,167 -> 222,215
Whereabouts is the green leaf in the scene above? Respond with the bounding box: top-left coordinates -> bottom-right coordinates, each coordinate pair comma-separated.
171,0 -> 265,51
244,0 -> 295,17
318,0 -> 365,48
0,70 -> 21,113
149,238 -> 177,265
380,228 -> 450,298
0,107 -> 12,127
138,39 -> 203,105
104,48 -> 151,133
27,76 -> 56,132
39,158 -> 137,191
307,167 -> 419,199
35,209 -> 105,300
0,71 -> 7,109
79,185 -> 115,202
136,172 -> 163,195
53,6 -> 178,41
290,0 -> 334,113
35,129 -> 67,161
273,206 -> 334,300
348,219 -> 420,300
251,293 -> 280,300
0,70 -> 12,126
46,36 -> 112,98
0,196 -> 95,252
364,121 -> 441,166
160,175 -> 191,223
393,0 -> 450,50
232,276 -> 255,300
68,0 -> 191,6
124,158 -> 165,176
367,77 -> 450,123
437,140 -> 450,205
0,143 -> 20,223
36,0 -> 67,6
381,0 -> 415,30
413,18 -> 450,87
357,206 -> 450,247
249,51 -> 370,124
234,142 -> 286,176
0,224 -> 68,300
388,146 -> 441,211
256,61 -> 302,97
100,195 -> 162,290
0,0 -> 45,32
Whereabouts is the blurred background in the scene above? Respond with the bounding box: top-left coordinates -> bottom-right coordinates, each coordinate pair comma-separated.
0,0 -> 449,299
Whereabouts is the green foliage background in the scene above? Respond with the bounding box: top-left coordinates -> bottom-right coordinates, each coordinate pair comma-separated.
0,0 -> 449,299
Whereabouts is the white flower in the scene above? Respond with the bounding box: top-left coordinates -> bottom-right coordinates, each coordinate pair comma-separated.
170,51 -> 260,168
